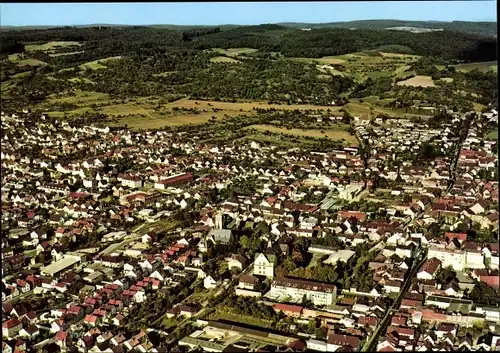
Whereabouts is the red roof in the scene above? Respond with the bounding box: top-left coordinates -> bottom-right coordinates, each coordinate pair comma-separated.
480,276 -> 500,288
273,303 -> 303,314
419,258 -> 441,276
3,318 -> 21,329
55,331 -> 68,341
444,232 -> 467,243
327,334 -> 361,349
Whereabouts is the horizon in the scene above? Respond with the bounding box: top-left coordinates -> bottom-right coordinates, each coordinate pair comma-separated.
1,2 -> 497,27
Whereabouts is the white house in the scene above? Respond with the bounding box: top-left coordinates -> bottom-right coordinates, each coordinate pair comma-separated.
254,253 -> 277,278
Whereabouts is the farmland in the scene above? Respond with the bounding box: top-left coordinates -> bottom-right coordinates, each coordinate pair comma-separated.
24,41 -> 82,52
244,124 -> 358,144
209,56 -> 241,63
396,75 -> 436,88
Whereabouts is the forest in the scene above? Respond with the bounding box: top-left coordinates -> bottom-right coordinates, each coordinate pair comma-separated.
1,24 -> 496,62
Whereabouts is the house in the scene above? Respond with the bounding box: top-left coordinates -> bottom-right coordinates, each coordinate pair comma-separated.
203,275 -> 218,290
417,258 -> 442,280
19,325 -> 39,340
327,333 -> 361,351
227,254 -> 249,271
55,331 -> 69,349
273,303 -> 303,318
238,275 -> 259,290
207,229 -> 234,245
254,253 -> 277,278
2,318 -> 22,338
2,342 -> 12,353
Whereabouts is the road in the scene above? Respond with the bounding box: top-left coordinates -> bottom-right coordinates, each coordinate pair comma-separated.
361,250 -> 426,352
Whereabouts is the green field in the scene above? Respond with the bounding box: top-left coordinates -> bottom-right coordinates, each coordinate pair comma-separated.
210,48 -> 259,57
244,124 -> 358,144
25,41 -> 82,52
486,130 -> 498,139
452,61 -> 497,73
79,56 -> 122,70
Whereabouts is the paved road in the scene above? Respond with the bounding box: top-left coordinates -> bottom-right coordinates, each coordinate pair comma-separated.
361,251 -> 426,352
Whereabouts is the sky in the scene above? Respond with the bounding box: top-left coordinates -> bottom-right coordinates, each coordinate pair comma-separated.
1,1 -> 497,27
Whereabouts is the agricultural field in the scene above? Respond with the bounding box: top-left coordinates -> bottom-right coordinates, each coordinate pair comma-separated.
8,53 -> 46,66
345,101 -> 405,119
24,41 -> 82,52
396,75 -> 436,88
452,61 -> 497,73
292,51 -> 421,83
244,124 -> 357,144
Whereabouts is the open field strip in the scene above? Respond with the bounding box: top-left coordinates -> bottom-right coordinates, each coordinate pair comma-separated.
25,41 -> 82,51
345,101 -> 405,119
210,56 -> 241,63
244,124 -> 358,144
396,75 -> 436,87
167,98 -> 342,112
210,47 -> 259,57
79,56 -> 122,70
452,61 -> 497,73
49,51 -> 85,57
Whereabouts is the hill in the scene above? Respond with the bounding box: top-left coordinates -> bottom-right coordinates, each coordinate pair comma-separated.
1,19 -> 496,37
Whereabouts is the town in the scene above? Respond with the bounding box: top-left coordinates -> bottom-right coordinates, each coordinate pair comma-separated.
1,104 -> 498,352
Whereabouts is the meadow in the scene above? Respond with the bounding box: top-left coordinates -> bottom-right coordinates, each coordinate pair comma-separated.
244,124 -> 358,144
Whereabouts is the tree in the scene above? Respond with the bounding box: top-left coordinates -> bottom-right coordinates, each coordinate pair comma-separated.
435,266 -> 456,285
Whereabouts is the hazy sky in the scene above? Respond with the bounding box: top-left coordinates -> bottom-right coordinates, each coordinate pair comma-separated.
1,2 -> 497,26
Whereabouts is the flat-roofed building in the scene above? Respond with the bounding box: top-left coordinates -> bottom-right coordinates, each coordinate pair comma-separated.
268,277 -> 337,306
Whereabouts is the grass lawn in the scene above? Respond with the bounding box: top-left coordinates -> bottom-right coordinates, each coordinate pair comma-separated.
245,124 -> 358,144
486,130 -> 498,139
210,56 -> 241,63
307,253 -> 325,269
209,307 -> 274,329
396,75 -> 436,88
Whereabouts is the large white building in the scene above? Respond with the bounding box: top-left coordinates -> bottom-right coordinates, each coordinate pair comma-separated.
428,246 -> 485,271
268,277 -> 337,306
428,247 -> 466,271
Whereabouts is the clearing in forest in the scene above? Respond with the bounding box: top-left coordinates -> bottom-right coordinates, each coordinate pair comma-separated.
209,56 -> 241,63
210,48 -> 259,57
50,51 -> 85,57
396,75 -> 436,88
452,61 -> 497,73
79,56 -> 122,70
244,124 -> 358,144
25,41 -> 82,52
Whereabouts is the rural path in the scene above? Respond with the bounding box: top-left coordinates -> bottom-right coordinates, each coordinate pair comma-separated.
137,105 -> 165,123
